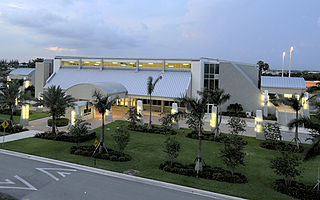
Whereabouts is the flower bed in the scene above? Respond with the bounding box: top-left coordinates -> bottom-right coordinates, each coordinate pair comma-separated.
70,145 -> 131,162
35,131 -> 96,143
273,179 -> 320,200
159,162 -> 247,184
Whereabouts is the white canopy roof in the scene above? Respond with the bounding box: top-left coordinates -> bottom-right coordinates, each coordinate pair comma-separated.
44,68 -> 191,99
9,68 -> 35,76
261,76 -> 306,89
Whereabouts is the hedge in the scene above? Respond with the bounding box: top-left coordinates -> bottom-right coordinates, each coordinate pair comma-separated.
260,140 -> 304,153
0,119 -> 28,134
186,131 -> 248,145
47,118 -> 69,127
70,145 -> 131,162
159,162 -> 247,184
273,179 -> 320,200
35,131 -> 96,143
128,124 -> 177,135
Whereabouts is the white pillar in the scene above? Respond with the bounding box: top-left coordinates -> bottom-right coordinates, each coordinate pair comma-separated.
171,103 -> 179,129
255,110 -> 264,140
210,106 -> 217,132
100,58 -> 104,71
137,100 -> 144,125
263,90 -> 268,117
20,104 -> 29,126
136,60 -> 139,72
105,107 -> 113,122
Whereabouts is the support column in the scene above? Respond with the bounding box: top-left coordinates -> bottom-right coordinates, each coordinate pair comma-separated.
100,58 -> 103,71
162,60 -> 166,72
136,60 -> 139,72
161,100 -> 164,113
263,90 -> 268,117
79,58 -> 82,70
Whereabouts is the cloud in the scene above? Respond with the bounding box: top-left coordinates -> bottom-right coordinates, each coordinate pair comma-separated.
45,46 -> 77,52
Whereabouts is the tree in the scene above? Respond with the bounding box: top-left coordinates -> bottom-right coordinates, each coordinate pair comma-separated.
0,59 -> 19,80
159,112 -> 181,133
92,90 -> 117,153
127,107 -> 141,129
0,79 -> 32,126
227,103 -> 243,116
177,94 -> 207,175
163,136 -> 181,168
263,122 -> 281,142
227,117 -> 246,135
270,152 -> 302,187
257,60 -> 269,89
201,88 -> 230,136
288,100 -> 320,160
147,76 -> 162,129
112,126 -> 130,154
25,58 -> 44,68
220,136 -> 245,176
40,85 -> 74,134
69,118 -> 91,147
279,93 -> 306,148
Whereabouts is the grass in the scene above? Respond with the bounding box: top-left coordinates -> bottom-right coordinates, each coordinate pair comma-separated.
4,120 -> 320,200
0,193 -> 16,200
0,111 -> 51,124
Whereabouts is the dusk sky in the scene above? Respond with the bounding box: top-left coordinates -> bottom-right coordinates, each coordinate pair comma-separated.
0,0 -> 319,70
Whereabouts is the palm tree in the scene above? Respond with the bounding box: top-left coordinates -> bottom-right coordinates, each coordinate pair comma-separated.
201,88 -> 230,136
288,100 -> 320,160
40,85 -> 74,134
147,76 -> 162,129
177,95 -> 207,175
279,93 -> 306,148
257,60 -> 269,89
92,90 -> 117,153
0,79 -> 32,126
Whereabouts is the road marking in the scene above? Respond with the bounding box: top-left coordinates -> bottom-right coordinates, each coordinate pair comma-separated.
36,168 -> 77,181
0,175 -> 37,191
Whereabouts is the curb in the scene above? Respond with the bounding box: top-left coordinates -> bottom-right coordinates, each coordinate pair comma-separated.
0,149 -> 246,200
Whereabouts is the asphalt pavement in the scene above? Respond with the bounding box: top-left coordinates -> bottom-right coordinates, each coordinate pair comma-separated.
0,150 -> 240,200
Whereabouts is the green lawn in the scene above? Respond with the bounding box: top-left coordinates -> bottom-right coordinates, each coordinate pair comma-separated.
0,111 -> 51,124
3,120 -> 320,200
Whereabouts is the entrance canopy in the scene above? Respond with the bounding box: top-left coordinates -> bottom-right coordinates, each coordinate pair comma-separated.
65,82 -> 128,100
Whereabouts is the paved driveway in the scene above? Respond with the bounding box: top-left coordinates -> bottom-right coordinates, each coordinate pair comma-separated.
0,151 -> 237,200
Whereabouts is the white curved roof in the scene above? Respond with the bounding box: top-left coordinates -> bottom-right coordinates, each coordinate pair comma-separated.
261,76 -> 306,89
44,68 -> 191,98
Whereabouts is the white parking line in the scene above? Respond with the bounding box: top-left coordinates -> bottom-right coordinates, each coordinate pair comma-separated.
36,168 -> 77,181
0,175 -> 37,191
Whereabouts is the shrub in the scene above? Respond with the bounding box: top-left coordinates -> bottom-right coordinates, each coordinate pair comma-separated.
0,108 -> 21,116
163,136 -> 181,167
186,131 -> 248,145
129,124 -> 177,135
159,162 -> 247,184
0,121 -> 28,134
227,117 -> 246,135
70,145 -> 131,162
263,122 -> 281,141
260,140 -> 304,153
35,131 -> 96,143
227,103 -> 243,115
68,119 -> 91,147
270,152 -> 302,187
112,126 -> 130,153
127,107 -> 141,129
47,118 -> 69,127
273,179 -> 320,200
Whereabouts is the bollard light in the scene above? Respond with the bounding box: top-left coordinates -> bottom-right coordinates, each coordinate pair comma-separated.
21,104 -> 29,119
254,110 -> 263,133
71,110 -> 76,125
210,106 -> 217,128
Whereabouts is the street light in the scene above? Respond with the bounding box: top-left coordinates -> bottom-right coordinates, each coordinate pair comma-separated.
281,51 -> 285,77
289,46 -> 293,77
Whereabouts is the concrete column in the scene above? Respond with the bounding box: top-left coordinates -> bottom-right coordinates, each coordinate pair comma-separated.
263,90 -> 268,117
162,60 -> 166,72
105,107 -> 113,122
79,58 -> 82,70
136,60 -> 139,72
161,100 -> 164,113
137,100 -> 144,125
100,58 -> 104,71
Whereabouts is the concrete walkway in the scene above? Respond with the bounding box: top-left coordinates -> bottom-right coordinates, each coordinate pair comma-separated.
0,130 -> 42,143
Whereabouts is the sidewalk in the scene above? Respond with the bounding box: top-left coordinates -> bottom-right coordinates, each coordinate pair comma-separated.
0,130 -> 42,143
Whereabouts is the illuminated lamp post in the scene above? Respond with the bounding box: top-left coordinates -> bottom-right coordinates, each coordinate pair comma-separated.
20,104 -> 29,126
281,51 -> 285,77
137,100 -> 144,125
289,46 -> 293,77
171,103 -> 179,129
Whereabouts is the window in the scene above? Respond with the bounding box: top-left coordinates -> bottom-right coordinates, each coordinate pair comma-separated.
204,63 -> 219,90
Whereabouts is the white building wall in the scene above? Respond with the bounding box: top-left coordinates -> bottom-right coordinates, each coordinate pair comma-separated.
191,60 -> 202,98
